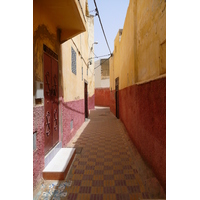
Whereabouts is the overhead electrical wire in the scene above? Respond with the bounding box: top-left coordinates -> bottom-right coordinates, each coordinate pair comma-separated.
72,1 -> 114,75
94,55 -> 111,69
89,9 -> 96,13
71,39 -> 88,67
93,0 -> 112,55
91,49 -> 98,59
90,54 -> 111,60
72,37 -> 95,76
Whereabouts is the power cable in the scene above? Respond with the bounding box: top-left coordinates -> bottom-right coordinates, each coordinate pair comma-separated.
94,56 -> 111,69
71,39 -> 88,67
89,9 -> 96,13
91,49 -> 98,58
90,54 -> 111,60
93,0 -> 112,55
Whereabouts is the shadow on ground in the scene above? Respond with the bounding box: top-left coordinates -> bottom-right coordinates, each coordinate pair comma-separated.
34,107 -> 166,200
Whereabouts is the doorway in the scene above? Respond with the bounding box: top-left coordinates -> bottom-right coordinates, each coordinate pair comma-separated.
115,77 -> 119,119
44,51 -> 59,155
84,82 -> 88,119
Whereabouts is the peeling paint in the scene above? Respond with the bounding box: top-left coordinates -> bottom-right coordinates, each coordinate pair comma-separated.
33,24 -> 59,96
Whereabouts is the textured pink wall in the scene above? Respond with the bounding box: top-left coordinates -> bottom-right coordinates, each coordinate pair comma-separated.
33,97 -> 94,189
33,106 -> 45,189
118,78 -> 166,190
61,98 -> 85,147
88,94 -> 95,110
95,88 -> 110,107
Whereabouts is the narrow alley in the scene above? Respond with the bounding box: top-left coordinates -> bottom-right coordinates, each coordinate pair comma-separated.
34,107 -> 165,200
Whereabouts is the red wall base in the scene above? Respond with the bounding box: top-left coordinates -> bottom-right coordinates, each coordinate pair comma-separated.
110,90 -> 116,115
88,94 -> 95,110
33,98 -> 87,189
117,78 -> 166,190
95,88 -> 110,107
33,106 -> 45,190
61,98 -> 85,147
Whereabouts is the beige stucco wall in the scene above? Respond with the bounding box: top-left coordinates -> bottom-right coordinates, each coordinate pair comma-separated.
110,0 -> 166,89
113,31 -> 122,89
95,59 -> 110,89
109,56 -> 114,91
94,60 -> 101,88
61,14 -> 94,102
87,16 -> 95,98
137,0 -> 166,82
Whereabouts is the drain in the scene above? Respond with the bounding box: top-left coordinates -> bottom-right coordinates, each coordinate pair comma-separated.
75,147 -> 83,154
99,114 -> 107,116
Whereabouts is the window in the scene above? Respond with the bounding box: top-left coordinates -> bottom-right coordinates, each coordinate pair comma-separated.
70,120 -> 73,130
33,132 -> 37,151
71,47 -> 76,75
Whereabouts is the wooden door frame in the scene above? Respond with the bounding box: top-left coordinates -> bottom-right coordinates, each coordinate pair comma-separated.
43,45 -> 59,155
115,77 -> 119,119
84,80 -> 88,119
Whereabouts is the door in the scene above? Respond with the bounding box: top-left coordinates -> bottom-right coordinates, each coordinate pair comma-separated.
44,52 -> 59,155
84,82 -> 88,118
115,77 -> 119,119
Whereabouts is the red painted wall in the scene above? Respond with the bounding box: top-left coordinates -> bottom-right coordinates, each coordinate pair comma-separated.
33,106 -> 45,189
110,90 -> 116,115
88,94 -> 95,110
118,78 -> 166,190
61,98 -> 85,147
95,88 -> 110,107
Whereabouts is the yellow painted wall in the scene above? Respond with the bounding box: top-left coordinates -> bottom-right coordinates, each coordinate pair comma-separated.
61,14 -> 94,103
109,56 -> 114,91
113,30 -> 121,89
87,16 -> 95,98
137,0 -> 166,82
33,0 -> 94,105
119,0 -> 136,90
110,0 -> 166,89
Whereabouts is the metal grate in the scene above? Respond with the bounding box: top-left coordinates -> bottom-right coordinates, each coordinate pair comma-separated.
71,47 -> 76,75
75,147 -> 83,154
33,132 -> 37,151
70,120 -> 73,130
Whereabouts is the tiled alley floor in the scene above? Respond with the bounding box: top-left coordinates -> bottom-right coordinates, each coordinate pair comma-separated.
34,107 -> 166,200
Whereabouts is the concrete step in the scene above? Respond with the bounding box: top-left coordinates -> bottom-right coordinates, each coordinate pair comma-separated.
43,148 -> 76,180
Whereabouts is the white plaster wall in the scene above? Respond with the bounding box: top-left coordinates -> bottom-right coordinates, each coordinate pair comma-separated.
101,78 -> 110,88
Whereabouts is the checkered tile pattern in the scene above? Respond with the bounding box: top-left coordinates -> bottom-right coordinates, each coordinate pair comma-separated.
34,108 -> 166,200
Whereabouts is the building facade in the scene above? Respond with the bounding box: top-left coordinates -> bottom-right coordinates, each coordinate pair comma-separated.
33,0 -> 94,189
109,0 -> 166,190
60,16 -> 95,148
94,59 -> 110,107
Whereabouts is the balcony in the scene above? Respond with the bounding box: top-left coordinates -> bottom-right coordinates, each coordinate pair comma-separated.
34,0 -> 86,43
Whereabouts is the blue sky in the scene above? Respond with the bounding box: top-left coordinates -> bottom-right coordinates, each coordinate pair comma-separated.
88,0 -> 129,61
